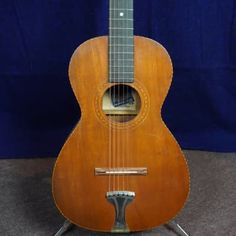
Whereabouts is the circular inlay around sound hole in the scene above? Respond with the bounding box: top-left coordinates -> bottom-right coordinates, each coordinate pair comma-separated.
102,84 -> 141,123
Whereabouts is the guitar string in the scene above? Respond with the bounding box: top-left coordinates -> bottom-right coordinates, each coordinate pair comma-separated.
118,0 -> 122,191
110,0 -> 116,192
126,0 -> 129,192
108,0 -> 112,192
122,0 -> 126,191
122,0 -> 127,191
124,1 -> 129,192
125,0 -> 130,191
114,0 -> 118,191
117,0 -> 122,191
130,0 -> 134,191
114,0 -> 121,190
128,0 -> 133,192
108,0 -> 110,192
117,0 -> 120,191
112,0 -> 116,192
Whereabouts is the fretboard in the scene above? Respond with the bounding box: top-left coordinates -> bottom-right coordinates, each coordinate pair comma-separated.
109,0 -> 134,83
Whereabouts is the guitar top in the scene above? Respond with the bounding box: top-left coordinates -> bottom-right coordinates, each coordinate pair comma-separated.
52,0 -> 190,232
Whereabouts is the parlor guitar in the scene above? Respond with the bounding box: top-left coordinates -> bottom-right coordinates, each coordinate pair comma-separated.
52,0 -> 190,233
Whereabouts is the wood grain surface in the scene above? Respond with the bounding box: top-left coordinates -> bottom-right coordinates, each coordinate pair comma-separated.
52,36 -> 190,232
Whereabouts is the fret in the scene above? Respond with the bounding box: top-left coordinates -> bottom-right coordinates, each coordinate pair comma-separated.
110,18 -> 133,21
110,57 -> 133,60
110,72 -> 134,74
110,31 -> 133,35
110,38 -> 133,43
109,48 -> 133,53
109,8 -> 133,11
110,65 -> 133,68
111,69 -> 133,73
109,22 -> 133,29
109,27 -> 133,30
109,44 -> 133,47
110,60 -> 133,68
110,43 -> 133,46
109,8 -> 134,12
109,78 -> 133,83
110,68 -> 133,73
109,12 -> 133,19
109,36 -> 133,38
110,55 -> 133,60
109,52 -> 133,54
110,0 -> 133,8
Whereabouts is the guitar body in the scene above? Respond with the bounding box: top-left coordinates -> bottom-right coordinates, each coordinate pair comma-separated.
52,36 -> 190,232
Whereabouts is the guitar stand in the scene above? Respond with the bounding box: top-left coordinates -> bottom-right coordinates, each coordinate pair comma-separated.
54,220 -> 189,236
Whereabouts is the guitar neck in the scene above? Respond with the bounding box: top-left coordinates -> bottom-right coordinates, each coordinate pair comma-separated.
109,0 -> 134,83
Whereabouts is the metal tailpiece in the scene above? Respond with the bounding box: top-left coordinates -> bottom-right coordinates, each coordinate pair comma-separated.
106,191 -> 135,233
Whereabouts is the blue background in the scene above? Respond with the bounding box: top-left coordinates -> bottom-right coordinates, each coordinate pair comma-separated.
0,0 -> 236,158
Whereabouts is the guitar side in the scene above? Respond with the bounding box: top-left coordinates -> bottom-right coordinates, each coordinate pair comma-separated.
52,36 -> 190,232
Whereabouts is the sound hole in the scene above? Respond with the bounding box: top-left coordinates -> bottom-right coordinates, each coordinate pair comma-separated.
102,84 -> 141,123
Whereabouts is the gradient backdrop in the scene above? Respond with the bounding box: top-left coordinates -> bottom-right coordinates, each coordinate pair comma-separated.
0,0 -> 236,158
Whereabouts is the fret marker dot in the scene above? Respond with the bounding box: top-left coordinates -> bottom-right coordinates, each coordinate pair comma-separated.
120,12 -> 124,17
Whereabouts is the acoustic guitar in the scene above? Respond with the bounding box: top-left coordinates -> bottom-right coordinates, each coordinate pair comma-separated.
52,0 -> 190,233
